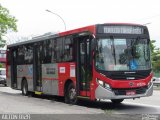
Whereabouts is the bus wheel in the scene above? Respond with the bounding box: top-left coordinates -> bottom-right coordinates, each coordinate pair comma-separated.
65,83 -> 77,104
22,80 -> 28,96
111,99 -> 124,104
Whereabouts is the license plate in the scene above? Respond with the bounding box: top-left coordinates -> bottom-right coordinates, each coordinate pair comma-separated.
126,90 -> 136,95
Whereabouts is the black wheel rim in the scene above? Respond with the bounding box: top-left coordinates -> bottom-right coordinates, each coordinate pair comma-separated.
69,87 -> 76,103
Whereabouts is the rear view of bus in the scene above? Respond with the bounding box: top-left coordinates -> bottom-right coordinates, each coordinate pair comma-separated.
94,24 -> 153,103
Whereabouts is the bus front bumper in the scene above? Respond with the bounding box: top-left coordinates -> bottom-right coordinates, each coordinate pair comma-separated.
95,83 -> 153,100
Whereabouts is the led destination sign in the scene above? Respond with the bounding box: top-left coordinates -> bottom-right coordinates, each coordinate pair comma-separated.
99,26 -> 144,34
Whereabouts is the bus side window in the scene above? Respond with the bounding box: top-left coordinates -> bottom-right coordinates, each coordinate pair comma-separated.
63,37 -> 73,62
51,39 -> 57,63
55,38 -> 63,62
24,45 -> 33,64
43,40 -> 52,63
17,46 -> 24,65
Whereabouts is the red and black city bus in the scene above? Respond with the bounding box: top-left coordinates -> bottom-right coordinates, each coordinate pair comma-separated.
7,23 -> 153,104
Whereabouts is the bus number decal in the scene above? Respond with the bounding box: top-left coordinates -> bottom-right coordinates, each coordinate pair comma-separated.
59,67 -> 65,73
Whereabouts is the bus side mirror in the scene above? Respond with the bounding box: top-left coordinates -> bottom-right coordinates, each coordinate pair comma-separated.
91,38 -> 96,51
90,34 -> 96,50
91,39 -> 96,59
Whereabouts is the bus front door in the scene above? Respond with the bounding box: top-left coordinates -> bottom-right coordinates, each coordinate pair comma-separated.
76,35 -> 92,97
10,49 -> 17,88
33,44 -> 42,92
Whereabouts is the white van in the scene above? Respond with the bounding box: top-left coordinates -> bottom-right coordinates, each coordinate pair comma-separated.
0,68 -> 6,86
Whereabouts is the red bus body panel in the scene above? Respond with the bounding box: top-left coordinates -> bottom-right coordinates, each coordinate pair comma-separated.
58,62 -> 76,96
59,25 -> 96,37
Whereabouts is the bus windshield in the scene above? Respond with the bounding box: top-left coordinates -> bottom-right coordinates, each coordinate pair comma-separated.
95,37 -> 151,71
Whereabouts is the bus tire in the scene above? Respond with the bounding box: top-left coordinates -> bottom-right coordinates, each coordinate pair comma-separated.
21,79 -> 28,96
111,99 -> 124,104
65,83 -> 77,104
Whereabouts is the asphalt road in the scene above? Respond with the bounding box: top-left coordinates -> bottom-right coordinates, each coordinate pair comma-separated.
0,86 -> 160,120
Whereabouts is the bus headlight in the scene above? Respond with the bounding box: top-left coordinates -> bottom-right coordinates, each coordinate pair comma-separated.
96,78 -> 111,90
104,83 -> 111,90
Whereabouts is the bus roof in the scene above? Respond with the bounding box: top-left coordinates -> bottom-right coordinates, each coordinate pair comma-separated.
7,33 -> 59,48
59,25 -> 96,36
7,23 -> 145,48
7,25 -> 96,48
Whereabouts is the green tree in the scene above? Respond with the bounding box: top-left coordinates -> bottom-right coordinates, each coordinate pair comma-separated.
0,4 -> 17,47
0,63 -> 2,68
151,40 -> 160,76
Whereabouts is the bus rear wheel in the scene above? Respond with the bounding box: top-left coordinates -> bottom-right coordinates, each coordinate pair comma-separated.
65,83 -> 77,104
111,99 -> 124,104
22,80 -> 28,96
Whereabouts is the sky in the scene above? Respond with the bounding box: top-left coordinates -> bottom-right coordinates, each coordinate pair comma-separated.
1,0 -> 160,47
